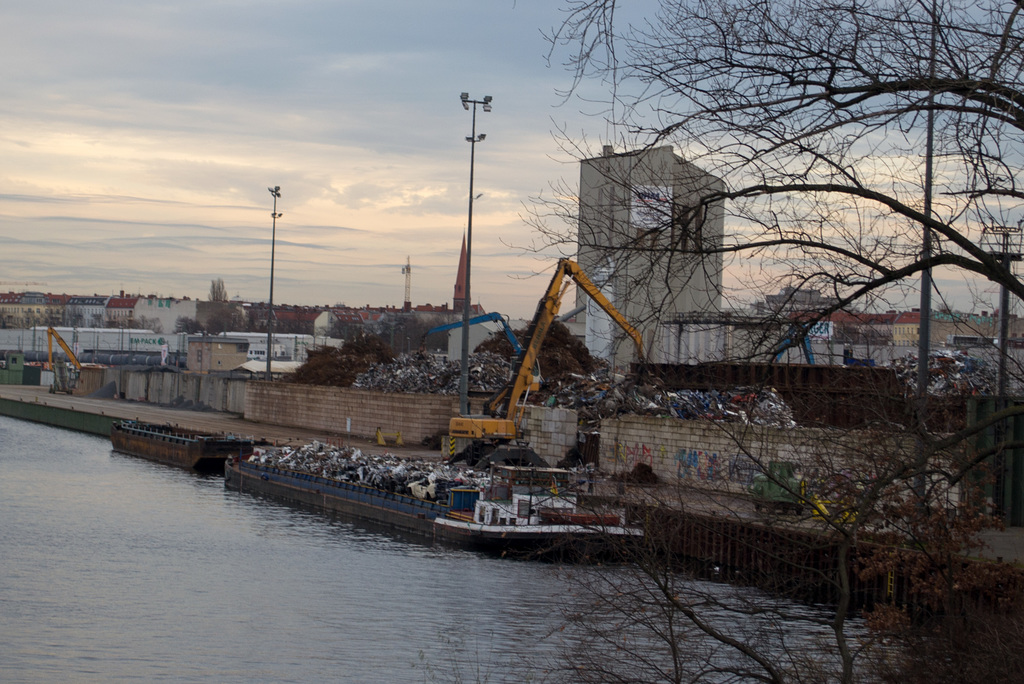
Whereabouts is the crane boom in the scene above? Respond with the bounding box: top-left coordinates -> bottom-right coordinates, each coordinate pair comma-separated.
47,327 -> 82,370
46,327 -> 82,394
449,259 -> 642,442
423,311 -> 523,354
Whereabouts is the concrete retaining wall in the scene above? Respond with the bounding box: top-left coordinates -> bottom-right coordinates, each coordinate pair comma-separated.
245,381 -> 460,446
80,368 -> 248,414
521,407 -> 578,463
599,414 -> 825,491
0,397 -> 117,436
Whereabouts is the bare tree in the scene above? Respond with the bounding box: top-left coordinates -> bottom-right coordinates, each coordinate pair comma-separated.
534,1 -> 1024,680
542,0 -> 1024,313
209,278 -> 228,302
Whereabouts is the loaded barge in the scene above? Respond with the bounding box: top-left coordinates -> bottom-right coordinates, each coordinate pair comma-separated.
224,457 -> 456,535
111,420 -> 259,472
224,456 -> 640,556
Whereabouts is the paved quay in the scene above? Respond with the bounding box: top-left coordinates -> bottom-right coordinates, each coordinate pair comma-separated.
0,385 -> 443,460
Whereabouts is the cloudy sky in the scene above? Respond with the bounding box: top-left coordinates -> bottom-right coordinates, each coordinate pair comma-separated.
0,1 -> 624,319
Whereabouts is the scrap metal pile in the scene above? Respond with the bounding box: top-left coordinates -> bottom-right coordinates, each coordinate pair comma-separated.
352,351 -> 796,428
352,352 -> 512,394
249,441 -> 489,502
890,350 -> 996,396
538,374 -> 797,428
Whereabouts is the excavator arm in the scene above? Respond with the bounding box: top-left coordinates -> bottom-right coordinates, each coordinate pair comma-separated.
47,327 -> 82,370
449,259 -> 642,442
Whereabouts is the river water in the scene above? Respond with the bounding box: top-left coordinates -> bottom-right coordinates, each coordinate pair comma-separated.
0,417 -> 576,683
0,416 -> 860,683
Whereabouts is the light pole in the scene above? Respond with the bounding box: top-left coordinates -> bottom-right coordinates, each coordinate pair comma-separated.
266,186 -> 282,381
458,92 -> 492,416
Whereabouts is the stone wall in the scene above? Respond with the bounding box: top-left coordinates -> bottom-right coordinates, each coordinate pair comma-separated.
599,414 -> 826,492
521,406 -> 578,463
245,381 -> 461,445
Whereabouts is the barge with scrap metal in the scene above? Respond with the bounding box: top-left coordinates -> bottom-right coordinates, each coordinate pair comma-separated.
111,420 -> 260,472
224,455 -> 639,556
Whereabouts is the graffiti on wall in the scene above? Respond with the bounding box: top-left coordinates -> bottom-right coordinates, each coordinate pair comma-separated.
615,440 -> 762,485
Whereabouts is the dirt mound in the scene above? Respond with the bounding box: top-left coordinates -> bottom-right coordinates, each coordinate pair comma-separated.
292,334 -> 394,387
474,320 -> 600,379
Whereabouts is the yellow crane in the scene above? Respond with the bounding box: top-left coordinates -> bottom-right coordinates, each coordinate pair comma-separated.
449,259 -> 643,455
46,327 -> 82,394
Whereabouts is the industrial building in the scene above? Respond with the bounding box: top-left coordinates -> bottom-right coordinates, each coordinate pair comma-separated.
576,145 -> 725,367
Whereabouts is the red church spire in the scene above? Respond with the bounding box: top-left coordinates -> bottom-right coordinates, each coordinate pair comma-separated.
453,234 -> 467,311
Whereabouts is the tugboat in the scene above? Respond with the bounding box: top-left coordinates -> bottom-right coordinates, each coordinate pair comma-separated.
433,465 -> 641,557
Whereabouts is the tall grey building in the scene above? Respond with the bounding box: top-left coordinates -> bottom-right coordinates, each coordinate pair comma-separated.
576,145 -> 724,366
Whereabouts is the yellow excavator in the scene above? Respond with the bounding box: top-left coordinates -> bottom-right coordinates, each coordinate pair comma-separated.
47,327 -> 82,394
449,258 -> 643,463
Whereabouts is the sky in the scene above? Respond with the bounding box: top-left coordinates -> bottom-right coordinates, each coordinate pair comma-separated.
1,1 -> 1006,322
0,1 -> 617,319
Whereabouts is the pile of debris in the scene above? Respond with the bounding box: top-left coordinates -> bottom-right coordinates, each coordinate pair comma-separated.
351,351 -> 795,428
476,320 -> 602,377
890,350 -> 996,396
249,441 -> 489,502
352,351 -> 511,394
292,335 -> 394,387
538,372 -> 796,428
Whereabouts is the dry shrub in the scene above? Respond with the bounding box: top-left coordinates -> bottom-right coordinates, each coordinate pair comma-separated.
292,334 -> 394,387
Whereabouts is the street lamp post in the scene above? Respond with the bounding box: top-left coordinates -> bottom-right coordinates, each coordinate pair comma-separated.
266,186 -> 282,381
458,92 -> 492,416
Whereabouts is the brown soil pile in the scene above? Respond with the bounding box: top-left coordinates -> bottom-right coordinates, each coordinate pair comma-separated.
292,334 -> 394,387
613,462 -> 659,485
474,320 -> 601,379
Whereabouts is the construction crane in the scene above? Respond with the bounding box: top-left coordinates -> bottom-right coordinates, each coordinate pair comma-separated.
46,327 -> 82,394
449,259 -> 643,463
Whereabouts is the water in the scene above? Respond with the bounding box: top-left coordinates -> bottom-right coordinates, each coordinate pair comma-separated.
0,417 -> 862,683
0,417 -> 569,683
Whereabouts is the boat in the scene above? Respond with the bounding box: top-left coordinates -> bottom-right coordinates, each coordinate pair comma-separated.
224,451 -> 641,557
110,420 -> 259,472
432,465 -> 642,556
224,456 -> 451,535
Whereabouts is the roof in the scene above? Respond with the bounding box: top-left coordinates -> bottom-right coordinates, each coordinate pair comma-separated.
239,360 -> 302,374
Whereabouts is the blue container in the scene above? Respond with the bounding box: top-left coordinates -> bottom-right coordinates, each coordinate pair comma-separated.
449,488 -> 480,511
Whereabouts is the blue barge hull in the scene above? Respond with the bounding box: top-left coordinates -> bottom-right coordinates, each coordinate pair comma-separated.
224,460 -> 448,536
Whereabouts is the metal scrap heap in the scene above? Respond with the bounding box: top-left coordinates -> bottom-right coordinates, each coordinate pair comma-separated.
890,350 -> 996,396
538,374 -> 796,428
352,352 -> 796,428
249,441 -> 489,502
352,352 -> 511,394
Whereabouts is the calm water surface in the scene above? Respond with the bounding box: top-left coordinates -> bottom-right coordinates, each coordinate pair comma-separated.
0,417 -> 571,683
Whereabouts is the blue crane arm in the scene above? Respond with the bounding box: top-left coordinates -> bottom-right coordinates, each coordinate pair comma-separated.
424,312 -> 523,354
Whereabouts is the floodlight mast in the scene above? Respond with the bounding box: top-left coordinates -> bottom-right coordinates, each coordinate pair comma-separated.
457,93 -> 492,416
266,186 -> 282,382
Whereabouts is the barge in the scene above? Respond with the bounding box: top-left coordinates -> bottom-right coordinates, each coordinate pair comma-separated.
111,420 -> 259,472
225,454 -> 641,557
224,457 -> 453,535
